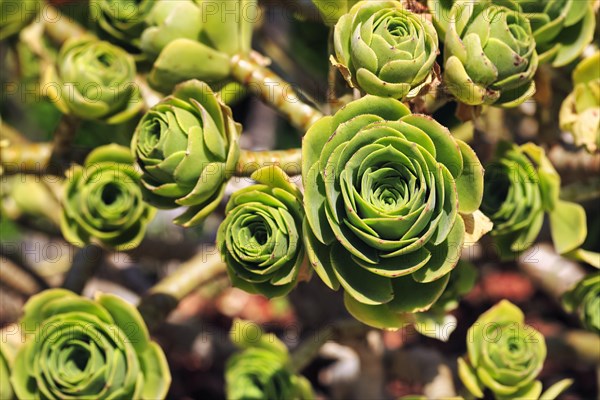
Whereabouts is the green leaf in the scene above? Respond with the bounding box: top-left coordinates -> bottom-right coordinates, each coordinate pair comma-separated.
539,379 -> 573,400
549,200 -> 587,254
455,140 -> 484,213
457,357 -> 484,398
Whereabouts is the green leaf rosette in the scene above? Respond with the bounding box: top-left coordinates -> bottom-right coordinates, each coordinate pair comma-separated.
90,0 -> 154,51
0,0 -> 41,40
11,289 -> 171,400
43,36 -> 142,124
302,95 -> 485,329
515,0 -> 596,67
332,1 -> 439,100
312,0 -> 360,25
482,142 -> 588,257
217,166 -> 307,298
560,51 -> 600,153
458,300 -> 571,399
226,319 -> 314,400
563,273 -> 600,334
61,144 -> 156,251
131,79 -> 241,227
140,0 -> 256,91
442,0 -> 538,107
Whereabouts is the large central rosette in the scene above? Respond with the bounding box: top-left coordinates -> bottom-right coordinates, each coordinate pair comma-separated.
302,95 -> 484,328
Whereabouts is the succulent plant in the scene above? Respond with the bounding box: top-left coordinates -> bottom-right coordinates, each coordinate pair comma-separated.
226,319 -> 314,400
563,273 -> 600,334
61,144 -> 156,250
514,0 -> 596,67
560,51 -> 600,153
43,36 -> 142,124
90,0 -> 154,50
332,1 -> 438,100
312,0 -> 360,25
302,95 -> 484,329
442,0 -> 538,107
11,289 -> 171,399
482,142 -> 588,257
0,0 -> 41,40
140,0 -> 256,91
131,79 -> 241,227
458,300 -> 572,399
218,166 -> 307,298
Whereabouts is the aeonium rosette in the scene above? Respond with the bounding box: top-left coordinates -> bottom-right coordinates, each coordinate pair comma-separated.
90,0 -> 154,51
442,0 -> 538,107
131,79 -> 241,227
560,51 -> 600,153
482,142 -> 590,259
458,300 -> 572,399
0,0 -> 41,40
332,1 -> 439,100
302,95 -> 484,329
61,144 -> 156,251
11,289 -> 171,400
217,166 -> 308,298
44,36 -> 142,124
514,0 -> 596,67
563,273 -> 600,334
226,319 -> 314,400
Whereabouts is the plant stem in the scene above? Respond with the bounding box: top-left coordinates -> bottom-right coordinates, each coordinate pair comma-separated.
548,145 -> 600,175
138,250 -> 228,331
1,142 -> 53,175
50,114 -> 80,173
230,54 -> 324,132
62,245 -> 105,294
0,257 -> 43,296
0,252 -> 49,296
236,148 -> 302,176
43,5 -> 88,45
291,326 -> 334,373
517,243 -> 586,300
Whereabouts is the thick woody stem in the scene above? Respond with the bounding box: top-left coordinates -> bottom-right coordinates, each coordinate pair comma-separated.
62,245 -> 105,294
230,54 -> 324,133
138,250 -> 228,331
291,326 -> 334,373
50,114 -> 80,172
0,256 -> 48,296
236,148 -> 302,177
